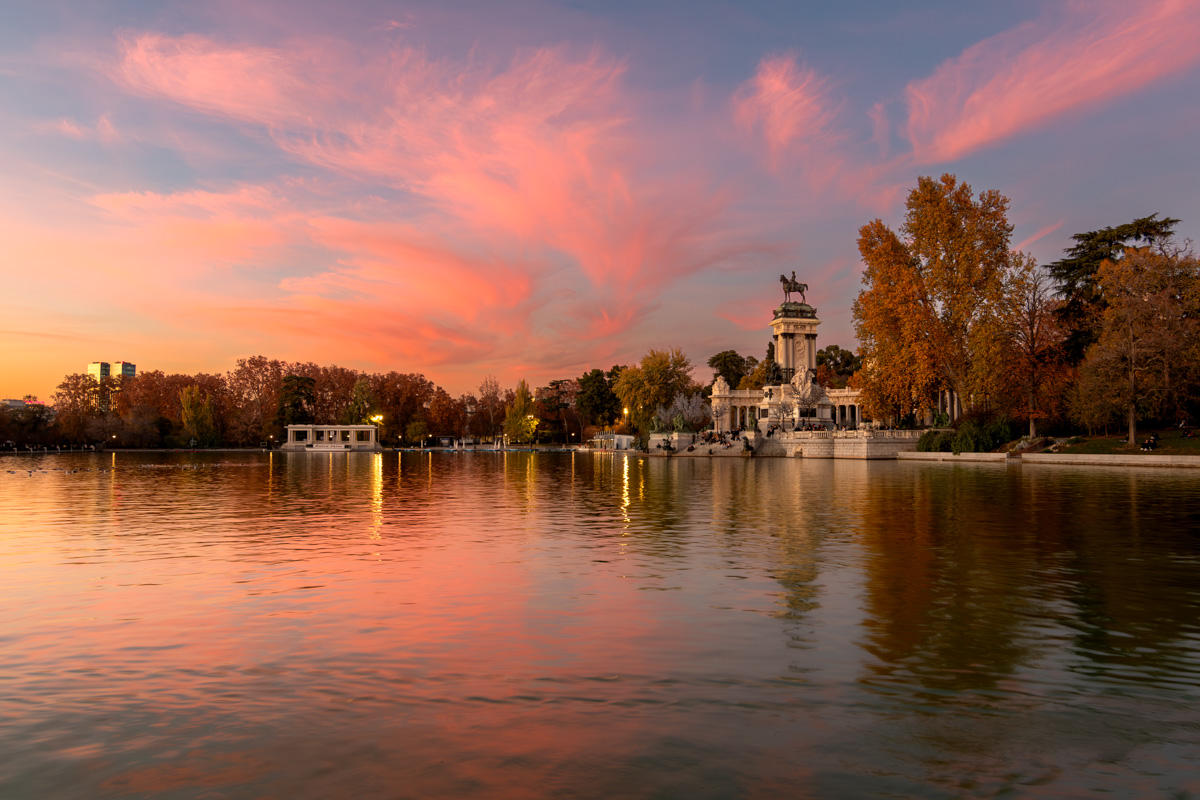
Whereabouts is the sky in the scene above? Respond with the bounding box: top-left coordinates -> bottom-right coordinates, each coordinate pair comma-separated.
2,0 -> 1199,402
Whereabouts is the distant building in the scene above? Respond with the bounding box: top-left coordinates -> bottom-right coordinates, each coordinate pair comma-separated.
87,361 -> 111,381
282,424 -> 382,452
2,399 -> 26,410
114,361 -> 136,379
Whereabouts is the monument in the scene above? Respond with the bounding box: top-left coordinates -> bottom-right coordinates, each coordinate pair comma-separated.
709,280 -> 864,433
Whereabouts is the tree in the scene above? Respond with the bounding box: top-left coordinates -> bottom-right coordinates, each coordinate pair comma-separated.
405,419 -> 429,445
773,389 -> 796,429
576,367 -> 621,428
707,350 -> 751,388
474,375 -> 504,440
537,379 -> 578,442
277,374 -> 316,428
504,379 -> 538,443
1048,214 -> 1179,363
1075,244 -> 1199,445
427,387 -> 466,437
180,385 -> 217,446
1006,256 -> 1066,437
370,371 -> 434,444
853,174 -> 1014,421
341,378 -> 376,424
816,345 -> 860,386
655,393 -> 711,432
738,344 -> 782,390
614,348 -> 695,431
53,374 -> 100,444
225,356 -> 285,446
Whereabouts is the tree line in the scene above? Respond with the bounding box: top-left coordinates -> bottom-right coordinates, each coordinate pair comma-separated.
853,173 -> 1197,445
2,349 -> 715,449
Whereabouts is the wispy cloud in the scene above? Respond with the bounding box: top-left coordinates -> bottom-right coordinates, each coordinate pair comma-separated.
1013,220 -> 1064,254
904,0 -> 1200,163
733,53 -> 842,175
99,33 -> 763,381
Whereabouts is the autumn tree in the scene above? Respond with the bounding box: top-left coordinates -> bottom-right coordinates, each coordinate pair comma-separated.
614,348 -> 695,431
853,174 -> 1014,421
426,387 -> 466,438
473,375 -> 505,440
53,374 -> 101,444
1005,255 -> 1067,437
225,356 -> 285,445
369,371 -> 434,444
1074,244 -> 1199,445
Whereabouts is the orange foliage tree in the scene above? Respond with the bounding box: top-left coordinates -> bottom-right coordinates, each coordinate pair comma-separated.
853,174 -> 1015,423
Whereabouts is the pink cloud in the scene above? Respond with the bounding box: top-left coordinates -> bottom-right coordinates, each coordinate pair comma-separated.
905,0 -> 1200,163
733,53 -> 842,174
114,33 -> 318,124
106,32 -> 761,365
40,115 -> 120,142
88,185 -> 290,269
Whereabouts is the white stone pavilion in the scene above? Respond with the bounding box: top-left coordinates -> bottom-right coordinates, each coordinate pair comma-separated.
282,424 -> 382,452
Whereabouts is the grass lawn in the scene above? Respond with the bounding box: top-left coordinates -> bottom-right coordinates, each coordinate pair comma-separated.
1056,429 -> 1200,456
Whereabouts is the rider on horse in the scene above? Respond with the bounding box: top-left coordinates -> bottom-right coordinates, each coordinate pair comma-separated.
780,271 -> 808,304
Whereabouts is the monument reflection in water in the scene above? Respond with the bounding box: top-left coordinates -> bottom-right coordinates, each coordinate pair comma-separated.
1,451 -> 1198,798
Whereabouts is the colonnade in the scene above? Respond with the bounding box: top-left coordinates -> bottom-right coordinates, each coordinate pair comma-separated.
833,404 -> 860,427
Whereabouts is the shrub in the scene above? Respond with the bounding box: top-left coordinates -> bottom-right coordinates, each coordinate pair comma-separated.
917,430 -> 954,452
949,416 -> 1017,454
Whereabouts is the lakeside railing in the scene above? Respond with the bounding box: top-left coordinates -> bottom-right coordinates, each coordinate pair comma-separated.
778,429 -> 922,440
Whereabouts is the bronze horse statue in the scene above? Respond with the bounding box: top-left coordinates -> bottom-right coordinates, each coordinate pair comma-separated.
780,271 -> 808,303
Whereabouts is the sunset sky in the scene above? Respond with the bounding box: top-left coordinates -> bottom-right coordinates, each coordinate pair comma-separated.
3,0 -> 1199,402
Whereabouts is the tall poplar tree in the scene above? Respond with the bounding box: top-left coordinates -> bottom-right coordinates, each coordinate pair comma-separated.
853,174 -> 1014,420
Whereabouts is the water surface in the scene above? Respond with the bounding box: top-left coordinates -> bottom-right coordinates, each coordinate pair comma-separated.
2,452 -> 1199,798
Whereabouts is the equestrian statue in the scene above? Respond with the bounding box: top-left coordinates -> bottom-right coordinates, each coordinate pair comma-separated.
780,271 -> 808,304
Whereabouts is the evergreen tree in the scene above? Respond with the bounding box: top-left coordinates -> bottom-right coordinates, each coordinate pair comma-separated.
1048,214 -> 1179,363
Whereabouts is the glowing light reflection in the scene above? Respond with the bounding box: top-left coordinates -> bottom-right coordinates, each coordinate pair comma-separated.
369,452 -> 382,540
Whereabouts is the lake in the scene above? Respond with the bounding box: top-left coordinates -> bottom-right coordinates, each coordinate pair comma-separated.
2,451 -> 1198,798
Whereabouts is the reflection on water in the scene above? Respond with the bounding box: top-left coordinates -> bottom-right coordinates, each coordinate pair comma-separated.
1,452 -> 1198,798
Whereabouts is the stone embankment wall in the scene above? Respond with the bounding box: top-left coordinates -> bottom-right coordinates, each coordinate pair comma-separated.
644,430 -> 921,459
1022,453 -> 1200,468
897,452 -> 1011,463
777,430 -> 920,459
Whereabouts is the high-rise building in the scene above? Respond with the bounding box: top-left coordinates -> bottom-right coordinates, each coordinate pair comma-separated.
87,361 -> 111,381
114,361 -> 136,379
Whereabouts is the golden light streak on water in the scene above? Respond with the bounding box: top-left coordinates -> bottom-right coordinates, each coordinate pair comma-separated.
369,452 -> 382,540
